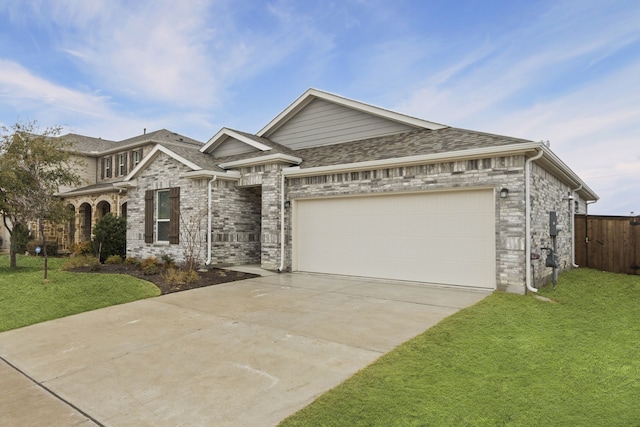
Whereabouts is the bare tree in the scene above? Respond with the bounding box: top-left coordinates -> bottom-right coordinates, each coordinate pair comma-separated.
180,204 -> 207,272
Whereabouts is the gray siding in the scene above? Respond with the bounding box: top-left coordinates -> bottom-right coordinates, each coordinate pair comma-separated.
269,98 -> 416,150
211,137 -> 258,158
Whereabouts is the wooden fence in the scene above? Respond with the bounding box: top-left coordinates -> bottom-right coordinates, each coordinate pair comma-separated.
575,214 -> 640,275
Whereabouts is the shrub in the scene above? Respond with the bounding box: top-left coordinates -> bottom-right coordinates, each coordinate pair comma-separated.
125,257 -> 140,266
12,223 -> 31,254
26,240 -> 58,256
142,263 -> 158,275
161,254 -> 176,270
71,241 -> 93,256
105,255 -> 123,264
61,255 -> 101,271
161,268 -> 200,287
92,213 -> 126,262
141,257 -> 159,275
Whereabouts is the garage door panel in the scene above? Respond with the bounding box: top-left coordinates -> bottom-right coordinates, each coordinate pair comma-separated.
294,190 -> 496,289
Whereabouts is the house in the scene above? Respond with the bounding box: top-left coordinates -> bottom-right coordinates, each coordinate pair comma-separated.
43,130 -> 205,252
110,88 -> 598,294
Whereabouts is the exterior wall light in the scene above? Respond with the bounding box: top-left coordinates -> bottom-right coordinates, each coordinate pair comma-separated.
499,188 -> 509,199
284,200 -> 291,209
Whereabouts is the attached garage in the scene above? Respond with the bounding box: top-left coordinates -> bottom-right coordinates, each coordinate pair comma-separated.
293,189 -> 496,289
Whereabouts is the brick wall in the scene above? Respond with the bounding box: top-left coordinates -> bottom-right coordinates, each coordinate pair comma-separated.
281,155 -> 527,292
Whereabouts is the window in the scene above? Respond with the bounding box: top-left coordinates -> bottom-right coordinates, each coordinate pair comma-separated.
102,157 -> 112,179
131,149 -> 142,171
145,187 -> 180,244
118,154 -> 127,176
156,190 -> 170,242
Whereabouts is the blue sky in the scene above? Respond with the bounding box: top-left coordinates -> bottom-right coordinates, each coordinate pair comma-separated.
0,0 -> 638,215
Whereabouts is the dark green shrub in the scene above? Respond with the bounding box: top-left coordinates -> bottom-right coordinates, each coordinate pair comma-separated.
26,240 -> 58,256
92,213 -> 126,262
12,223 -> 31,254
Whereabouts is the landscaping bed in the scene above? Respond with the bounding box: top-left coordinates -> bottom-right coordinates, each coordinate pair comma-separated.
71,263 -> 259,294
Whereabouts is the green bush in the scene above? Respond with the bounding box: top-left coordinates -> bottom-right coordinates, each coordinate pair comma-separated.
105,255 -> 123,264
61,255 -> 101,271
92,213 -> 126,262
12,223 -> 31,254
26,240 -> 58,256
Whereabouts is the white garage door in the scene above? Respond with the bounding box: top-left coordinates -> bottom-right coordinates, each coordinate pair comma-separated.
293,189 -> 495,289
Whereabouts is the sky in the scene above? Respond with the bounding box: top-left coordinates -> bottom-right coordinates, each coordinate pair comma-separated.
0,0 -> 638,215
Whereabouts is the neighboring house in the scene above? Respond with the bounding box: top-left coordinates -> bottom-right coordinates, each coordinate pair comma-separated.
111,88 -> 598,294
36,130 -> 205,252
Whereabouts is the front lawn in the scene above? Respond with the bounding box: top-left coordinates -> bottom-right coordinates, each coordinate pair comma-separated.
279,269 -> 640,426
0,255 -> 160,332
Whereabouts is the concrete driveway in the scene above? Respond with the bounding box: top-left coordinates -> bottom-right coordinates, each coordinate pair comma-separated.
0,273 -> 489,426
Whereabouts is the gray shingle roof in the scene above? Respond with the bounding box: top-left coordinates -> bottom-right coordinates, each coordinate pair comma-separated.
61,134 -> 118,154
167,145 -> 225,172
294,127 -> 533,168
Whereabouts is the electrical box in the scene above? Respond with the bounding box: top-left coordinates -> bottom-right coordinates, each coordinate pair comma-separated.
549,211 -> 558,236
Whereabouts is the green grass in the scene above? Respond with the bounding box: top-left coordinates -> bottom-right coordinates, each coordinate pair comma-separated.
279,269 -> 640,426
0,255 -> 160,332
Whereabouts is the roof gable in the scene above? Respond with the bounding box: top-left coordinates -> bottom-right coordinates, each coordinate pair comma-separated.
123,145 -> 203,181
200,128 -> 272,156
256,89 -> 447,150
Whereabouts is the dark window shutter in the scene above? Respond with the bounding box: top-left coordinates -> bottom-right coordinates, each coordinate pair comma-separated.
123,154 -> 128,174
108,156 -> 113,178
100,158 -> 105,179
144,190 -> 154,243
169,187 -> 180,244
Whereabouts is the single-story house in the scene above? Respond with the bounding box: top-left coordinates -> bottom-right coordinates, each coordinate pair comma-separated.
110,88 -> 598,294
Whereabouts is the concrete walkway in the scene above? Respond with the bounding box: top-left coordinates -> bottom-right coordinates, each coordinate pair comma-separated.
0,273 -> 489,426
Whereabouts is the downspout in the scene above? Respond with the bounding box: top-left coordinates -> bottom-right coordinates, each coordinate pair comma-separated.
278,171 -> 286,272
525,148 -> 544,293
571,184 -> 582,267
205,175 -> 217,265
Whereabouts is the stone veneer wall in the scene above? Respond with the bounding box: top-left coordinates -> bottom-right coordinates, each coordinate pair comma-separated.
281,155 -> 528,293
209,181 -> 262,265
529,162 -> 578,287
127,153 -> 206,263
127,153 -> 263,266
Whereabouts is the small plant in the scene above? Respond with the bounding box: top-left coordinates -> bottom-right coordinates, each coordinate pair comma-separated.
160,253 -> 176,270
71,241 -> 93,256
161,267 -> 200,287
105,255 -> 123,264
61,255 -> 101,271
141,256 -> 159,275
92,213 -> 126,262
125,256 -> 140,266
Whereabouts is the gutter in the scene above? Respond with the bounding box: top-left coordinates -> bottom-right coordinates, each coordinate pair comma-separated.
278,172 -> 286,272
571,184 -> 583,268
204,175 -> 217,265
525,148 -> 544,293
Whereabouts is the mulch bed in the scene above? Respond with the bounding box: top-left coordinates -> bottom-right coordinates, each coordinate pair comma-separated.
72,263 -> 259,295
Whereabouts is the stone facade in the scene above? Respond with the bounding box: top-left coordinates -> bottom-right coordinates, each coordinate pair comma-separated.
126,153 -> 263,267
529,162 -> 582,287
